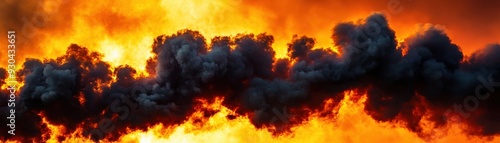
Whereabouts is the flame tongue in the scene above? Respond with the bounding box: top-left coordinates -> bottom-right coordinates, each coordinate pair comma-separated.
28,91 -> 500,143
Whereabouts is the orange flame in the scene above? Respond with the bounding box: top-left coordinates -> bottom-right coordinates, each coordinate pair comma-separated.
2,0 -> 500,142
5,91 -> 500,142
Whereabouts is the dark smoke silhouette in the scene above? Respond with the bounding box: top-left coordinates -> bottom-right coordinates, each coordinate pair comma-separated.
1,13 -> 500,142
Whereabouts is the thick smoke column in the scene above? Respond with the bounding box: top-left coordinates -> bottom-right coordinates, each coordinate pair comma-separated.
1,13 -> 499,141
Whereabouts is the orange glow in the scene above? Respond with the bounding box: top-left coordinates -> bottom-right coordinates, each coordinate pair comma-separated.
5,91 -> 494,143
2,0 -> 500,142
77,92 -> 86,105
3,0 -> 498,73
34,113 -> 93,143
1,0 -> 273,74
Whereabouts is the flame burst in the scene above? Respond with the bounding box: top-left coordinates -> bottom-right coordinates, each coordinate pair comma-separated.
21,92 -> 500,143
2,0 -> 500,143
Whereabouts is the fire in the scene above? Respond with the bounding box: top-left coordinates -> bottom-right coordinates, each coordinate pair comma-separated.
35,113 -> 97,143
2,0 -> 500,142
14,91 -> 497,143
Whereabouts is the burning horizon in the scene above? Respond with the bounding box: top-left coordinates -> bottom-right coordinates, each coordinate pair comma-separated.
1,0 -> 500,142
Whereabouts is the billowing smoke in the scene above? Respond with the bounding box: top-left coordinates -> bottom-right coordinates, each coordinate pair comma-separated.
1,13 -> 500,141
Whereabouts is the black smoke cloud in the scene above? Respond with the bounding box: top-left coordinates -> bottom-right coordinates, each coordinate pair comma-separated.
1,13 -> 500,141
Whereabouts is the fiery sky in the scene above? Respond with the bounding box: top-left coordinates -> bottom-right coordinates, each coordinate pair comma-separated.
1,0 -> 500,142
1,0 -> 499,71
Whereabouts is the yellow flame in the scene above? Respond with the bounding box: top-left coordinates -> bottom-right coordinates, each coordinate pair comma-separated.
6,91 -> 499,143
111,91 -> 500,143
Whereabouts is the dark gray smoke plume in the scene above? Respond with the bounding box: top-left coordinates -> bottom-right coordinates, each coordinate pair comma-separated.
1,13 -> 500,142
